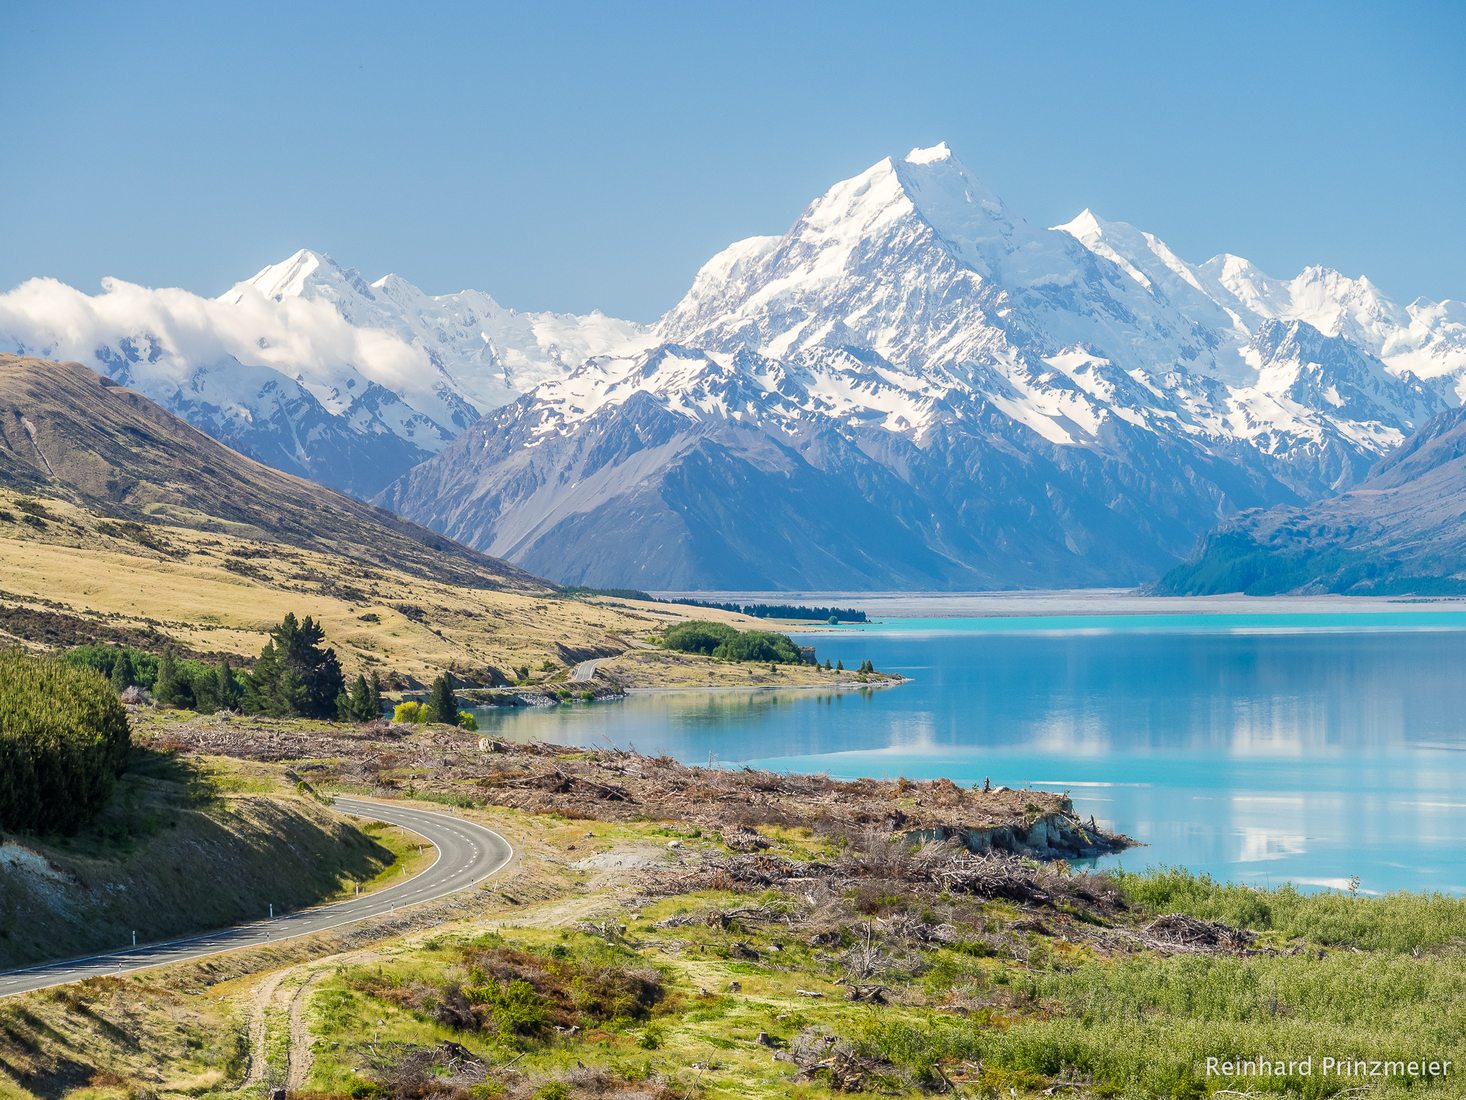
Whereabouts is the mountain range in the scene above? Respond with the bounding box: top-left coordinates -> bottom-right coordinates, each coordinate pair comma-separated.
381,145 -> 1464,588
1156,401 -> 1466,596
0,253 -> 649,496
4,142 -> 1465,588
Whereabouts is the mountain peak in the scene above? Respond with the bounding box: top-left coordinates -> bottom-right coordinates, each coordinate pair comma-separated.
904,141 -> 954,166
233,248 -> 371,303
1054,208 -> 1106,239
798,142 -> 1009,241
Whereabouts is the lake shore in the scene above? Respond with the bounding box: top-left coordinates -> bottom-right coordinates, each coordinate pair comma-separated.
469,603 -> 1466,895
658,588 -> 1466,620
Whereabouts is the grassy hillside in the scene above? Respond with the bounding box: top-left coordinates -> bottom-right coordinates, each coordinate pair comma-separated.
0,750 -> 398,970
0,486 -> 873,688
0,485 -> 692,686
0,356 -> 534,590
0,357 -> 879,689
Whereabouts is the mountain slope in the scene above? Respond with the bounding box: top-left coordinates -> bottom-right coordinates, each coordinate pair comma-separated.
377,343 -> 1295,589
0,355 -> 537,590
1155,405 -> 1466,595
378,145 -> 1454,589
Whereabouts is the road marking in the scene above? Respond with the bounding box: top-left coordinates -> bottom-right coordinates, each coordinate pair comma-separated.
0,799 -> 512,998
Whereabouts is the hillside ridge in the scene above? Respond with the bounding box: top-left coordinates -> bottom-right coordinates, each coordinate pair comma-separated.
0,355 -> 540,592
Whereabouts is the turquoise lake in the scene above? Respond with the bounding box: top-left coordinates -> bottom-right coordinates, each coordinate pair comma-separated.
472,604 -> 1466,895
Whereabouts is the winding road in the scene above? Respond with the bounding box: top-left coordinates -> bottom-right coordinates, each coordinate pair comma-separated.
0,796 -> 513,999
569,658 -> 602,683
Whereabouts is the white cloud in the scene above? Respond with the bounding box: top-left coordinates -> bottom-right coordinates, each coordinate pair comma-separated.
0,275 -> 440,421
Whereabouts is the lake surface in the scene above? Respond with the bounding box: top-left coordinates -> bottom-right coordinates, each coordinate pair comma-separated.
472,599 -> 1466,894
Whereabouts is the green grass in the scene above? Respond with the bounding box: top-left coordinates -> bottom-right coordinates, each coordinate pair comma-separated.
303,869 -> 1466,1100
854,950 -> 1465,1097
1116,866 -> 1466,953
8,830 -> 1466,1100
834,871 -> 1466,1098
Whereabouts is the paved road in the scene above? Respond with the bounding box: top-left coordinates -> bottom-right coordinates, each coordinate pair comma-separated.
570,658 -> 602,683
0,797 -> 513,999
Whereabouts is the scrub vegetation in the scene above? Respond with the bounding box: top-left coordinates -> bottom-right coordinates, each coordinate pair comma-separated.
3,716 -> 1460,1100
0,651 -> 130,834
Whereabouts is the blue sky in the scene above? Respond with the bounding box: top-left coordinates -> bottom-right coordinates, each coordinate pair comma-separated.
2,1 -> 1462,320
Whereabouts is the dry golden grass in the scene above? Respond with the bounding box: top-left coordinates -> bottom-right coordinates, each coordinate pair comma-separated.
0,488 -> 757,686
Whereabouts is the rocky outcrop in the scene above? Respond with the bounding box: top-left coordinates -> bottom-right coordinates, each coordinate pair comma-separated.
912,806 -> 1132,862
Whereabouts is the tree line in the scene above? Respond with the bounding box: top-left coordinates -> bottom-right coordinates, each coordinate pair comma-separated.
670,599 -> 868,624
562,586 -> 868,624
67,613 -> 472,728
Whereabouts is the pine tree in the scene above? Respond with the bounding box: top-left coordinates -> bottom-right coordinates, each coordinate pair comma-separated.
822,658 -> 832,671
340,674 -> 373,722
216,658 -> 241,711
110,649 -> 136,693
191,665 -> 220,713
426,673 -> 458,725
244,613 -> 344,718
836,659 -> 844,671
368,671 -> 383,720
243,640 -> 284,715
154,650 -> 191,709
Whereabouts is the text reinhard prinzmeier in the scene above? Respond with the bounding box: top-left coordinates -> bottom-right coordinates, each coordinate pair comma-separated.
1205,1056 -> 1451,1079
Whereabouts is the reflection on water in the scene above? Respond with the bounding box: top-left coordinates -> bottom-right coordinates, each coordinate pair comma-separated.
471,618 -> 1466,893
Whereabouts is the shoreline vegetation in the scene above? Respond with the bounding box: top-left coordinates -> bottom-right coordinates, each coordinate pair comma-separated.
561,586 -> 870,624
4,709 -> 1464,1099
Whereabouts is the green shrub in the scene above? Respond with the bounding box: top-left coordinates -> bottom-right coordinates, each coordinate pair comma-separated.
659,621 -> 738,656
660,620 -> 808,664
62,644 -> 160,689
61,644 -> 246,712
0,651 -> 132,834
711,629 -> 802,664
393,701 -> 426,724
466,977 -> 551,1039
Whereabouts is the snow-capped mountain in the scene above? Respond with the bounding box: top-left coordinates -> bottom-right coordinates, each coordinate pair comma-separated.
222,249 -> 651,420
0,252 -> 648,495
1058,209 -> 1466,393
377,143 -> 1460,588
4,141 -> 1463,588
375,341 -> 1295,588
